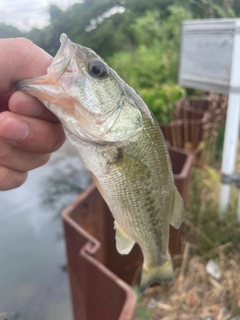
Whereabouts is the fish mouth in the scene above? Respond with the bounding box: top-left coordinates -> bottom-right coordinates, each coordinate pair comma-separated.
14,34 -> 120,143
14,33 -> 111,122
15,34 -> 142,145
14,34 -> 79,109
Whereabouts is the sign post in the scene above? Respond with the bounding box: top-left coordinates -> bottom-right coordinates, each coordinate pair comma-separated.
179,19 -> 240,219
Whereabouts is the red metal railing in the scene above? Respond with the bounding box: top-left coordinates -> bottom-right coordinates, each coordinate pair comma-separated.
62,145 -> 193,320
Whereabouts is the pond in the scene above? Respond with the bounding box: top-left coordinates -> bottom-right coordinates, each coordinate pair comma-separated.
0,142 -> 91,320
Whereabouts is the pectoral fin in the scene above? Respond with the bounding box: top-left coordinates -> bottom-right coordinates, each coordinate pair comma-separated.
170,187 -> 184,229
115,222 -> 135,254
110,151 -> 150,181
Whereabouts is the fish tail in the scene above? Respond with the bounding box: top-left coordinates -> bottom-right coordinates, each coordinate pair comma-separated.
140,255 -> 174,292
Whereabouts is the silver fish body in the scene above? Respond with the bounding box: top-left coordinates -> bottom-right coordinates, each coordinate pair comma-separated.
15,34 -> 184,291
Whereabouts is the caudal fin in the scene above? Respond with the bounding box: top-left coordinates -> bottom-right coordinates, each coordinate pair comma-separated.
140,255 -> 174,292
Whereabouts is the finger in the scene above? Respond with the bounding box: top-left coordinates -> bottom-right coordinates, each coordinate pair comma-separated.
0,90 -> 14,112
0,139 -> 51,171
9,91 -> 59,122
0,37 -> 52,94
0,166 -> 28,191
0,112 -> 65,153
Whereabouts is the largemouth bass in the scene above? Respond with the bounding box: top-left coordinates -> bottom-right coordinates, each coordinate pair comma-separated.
15,34 -> 184,291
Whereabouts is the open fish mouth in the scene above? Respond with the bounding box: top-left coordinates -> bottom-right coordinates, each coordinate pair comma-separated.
14,34 -> 143,145
14,34 -> 80,105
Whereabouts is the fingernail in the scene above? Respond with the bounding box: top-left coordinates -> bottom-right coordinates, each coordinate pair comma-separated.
0,117 -> 30,142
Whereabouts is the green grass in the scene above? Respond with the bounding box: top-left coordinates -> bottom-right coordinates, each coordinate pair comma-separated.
186,167 -> 240,259
133,286 -> 152,320
135,165 -> 240,319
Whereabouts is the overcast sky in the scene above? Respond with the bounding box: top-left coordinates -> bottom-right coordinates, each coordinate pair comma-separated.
0,0 -> 81,31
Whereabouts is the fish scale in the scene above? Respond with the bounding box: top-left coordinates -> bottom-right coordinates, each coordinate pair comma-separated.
76,113 -> 174,270
15,33 -> 184,291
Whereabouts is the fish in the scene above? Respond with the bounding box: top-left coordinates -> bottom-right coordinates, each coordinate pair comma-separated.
15,33 -> 184,291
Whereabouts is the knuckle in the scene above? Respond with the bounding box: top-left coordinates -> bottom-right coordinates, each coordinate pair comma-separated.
0,166 -> 27,191
36,153 -> 51,168
44,123 -> 65,152
0,140 -> 51,172
0,141 -> 15,164
24,153 -> 51,170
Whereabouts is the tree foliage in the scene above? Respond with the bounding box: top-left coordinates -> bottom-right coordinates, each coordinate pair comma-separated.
1,0 -> 240,57
108,6 -> 192,88
1,0 -> 240,122
0,24 -> 22,38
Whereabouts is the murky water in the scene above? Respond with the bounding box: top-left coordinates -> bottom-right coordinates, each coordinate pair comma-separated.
0,142 -> 91,320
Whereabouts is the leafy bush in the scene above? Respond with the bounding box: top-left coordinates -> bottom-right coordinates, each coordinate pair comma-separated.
108,41 -> 179,89
140,84 -> 186,123
107,6 -> 190,122
108,6 -> 192,90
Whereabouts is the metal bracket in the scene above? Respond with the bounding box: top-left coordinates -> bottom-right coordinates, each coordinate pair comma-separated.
221,172 -> 240,188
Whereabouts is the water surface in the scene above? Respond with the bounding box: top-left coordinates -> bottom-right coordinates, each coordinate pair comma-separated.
0,142 -> 91,320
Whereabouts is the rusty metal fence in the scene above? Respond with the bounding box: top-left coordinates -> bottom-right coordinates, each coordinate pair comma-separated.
62,145 -> 193,320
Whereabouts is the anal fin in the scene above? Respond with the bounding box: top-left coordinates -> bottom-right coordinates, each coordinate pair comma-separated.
115,222 -> 135,255
170,187 -> 184,229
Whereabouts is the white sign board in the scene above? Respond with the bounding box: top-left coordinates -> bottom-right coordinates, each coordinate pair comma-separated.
179,19 -> 240,94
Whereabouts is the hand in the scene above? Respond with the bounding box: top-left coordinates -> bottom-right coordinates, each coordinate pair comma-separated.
0,38 -> 65,191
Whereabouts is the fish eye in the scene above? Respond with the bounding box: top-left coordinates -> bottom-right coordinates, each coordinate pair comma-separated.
87,60 -> 108,79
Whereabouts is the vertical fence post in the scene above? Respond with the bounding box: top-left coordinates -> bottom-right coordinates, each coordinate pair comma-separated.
218,21 -> 240,217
